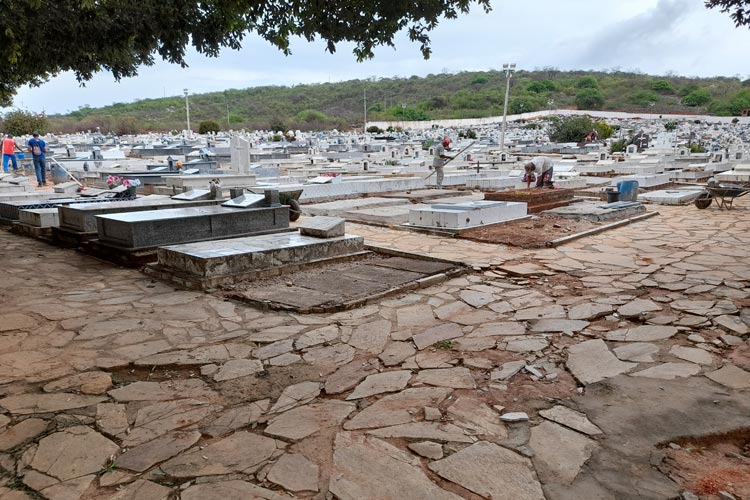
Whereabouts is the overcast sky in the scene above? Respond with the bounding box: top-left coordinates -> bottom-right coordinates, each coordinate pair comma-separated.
7,0 -> 750,115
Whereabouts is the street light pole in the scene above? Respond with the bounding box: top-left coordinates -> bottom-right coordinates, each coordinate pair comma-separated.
183,88 -> 191,136
499,63 -> 516,153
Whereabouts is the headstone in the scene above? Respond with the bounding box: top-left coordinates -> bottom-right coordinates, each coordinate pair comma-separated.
222,193 -> 266,208
172,190 -> 212,201
264,189 -> 281,207
229,187 -> 244,199
299,216 -> 345,238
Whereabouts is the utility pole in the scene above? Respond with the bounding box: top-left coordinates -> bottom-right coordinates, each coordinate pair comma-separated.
183,88 -> 191,136
364,88 -> 367,132
500,63 -> 516,153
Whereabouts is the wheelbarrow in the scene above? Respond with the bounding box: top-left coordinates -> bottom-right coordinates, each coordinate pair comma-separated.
278,189 -> 304,221
694,183 -> 750,210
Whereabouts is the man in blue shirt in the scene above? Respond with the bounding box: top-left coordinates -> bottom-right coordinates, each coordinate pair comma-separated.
27,132 -> 47,187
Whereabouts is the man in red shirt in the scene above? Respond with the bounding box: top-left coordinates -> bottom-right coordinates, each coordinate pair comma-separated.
2,135 -> 22,173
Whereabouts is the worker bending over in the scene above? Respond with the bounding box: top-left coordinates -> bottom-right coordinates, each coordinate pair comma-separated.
524,156 -> 554,189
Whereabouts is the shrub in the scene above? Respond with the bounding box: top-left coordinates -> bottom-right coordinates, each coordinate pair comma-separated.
629,90 -> 659,106
295,109 -> 329,122
682,88 -> 711,106
593,121 -> 614,139
576,76 -> 600,89
690,143 -> 706,153
650,80 -> 674,93
198,120 -> 221,134
610,139 -> 628,153
3,110 -> 48,136
527,80 -> 557,93
664,121 -> 678,131
575,88 -> 605,109
548,116 -> 594,142
366,125 -> 383,133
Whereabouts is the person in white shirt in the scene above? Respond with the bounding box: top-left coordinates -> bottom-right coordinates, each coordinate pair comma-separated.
524,156 -> 554,188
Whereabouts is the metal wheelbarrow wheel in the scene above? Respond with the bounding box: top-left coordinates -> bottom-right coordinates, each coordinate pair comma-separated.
694,192 -> 713,209
287,199 -> 302,222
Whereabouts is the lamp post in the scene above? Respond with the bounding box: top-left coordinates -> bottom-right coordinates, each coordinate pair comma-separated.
499,63 -> 516,153
183,88 -> 191,136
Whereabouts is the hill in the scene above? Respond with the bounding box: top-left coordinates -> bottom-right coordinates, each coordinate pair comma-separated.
47,69 -> 750,134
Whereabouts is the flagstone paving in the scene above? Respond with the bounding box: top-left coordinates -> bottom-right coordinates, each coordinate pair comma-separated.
0,202 -> 749,499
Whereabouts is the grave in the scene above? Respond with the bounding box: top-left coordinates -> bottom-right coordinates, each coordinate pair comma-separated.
11,208 -> 60,238
638,189 -> 704,205
304,197 -> 408,217
610,173 -> 671,189
164,174 -> 257,190
147,231 -> 365,290
484,188 -> 575,213
95,205 -> 289,251
144,214 -> 466,306
53,196 -> 222,246
469,177 -> 518,191
19,208 -> 59,228
543,201 -> 647,222
406,200 -> 528,231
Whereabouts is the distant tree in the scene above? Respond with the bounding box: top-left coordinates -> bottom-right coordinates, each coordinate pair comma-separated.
509,95 -> 544,114
548,115 -> 594,142
366,125 -> 383,133
114,116 -> 139,135
682,88 -> 712,106
732,117 -> 740,124
3,110 -> 47,135
664,121 -> 679,131
690,143 -> 706,153
198,120 -> 221,134
576,76 -> 600,89
269,117 -> 286,132
575,88 -> 605,109
228,113 -> 244,124
427,96 -> 449,109
466,129 -> 477,139
629,90 -> 660,106
295,109 -> 329,122
593,120 -> 614,139
471,75 -> 489,85
650,80 -> 674,93
526,80 -> 557,93
0,0 -> 490,105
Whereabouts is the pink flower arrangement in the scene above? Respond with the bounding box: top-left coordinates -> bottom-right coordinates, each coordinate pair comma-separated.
107,176 -> 141,189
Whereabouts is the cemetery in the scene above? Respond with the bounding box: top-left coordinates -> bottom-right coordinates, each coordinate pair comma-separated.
1,112 -> 750,500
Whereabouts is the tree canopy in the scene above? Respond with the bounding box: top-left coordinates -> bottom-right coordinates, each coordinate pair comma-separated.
0,0 -> 490,106
705,0 -> 750,27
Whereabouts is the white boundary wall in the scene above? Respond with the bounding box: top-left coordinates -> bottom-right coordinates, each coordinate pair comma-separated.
368,109 -> 750,131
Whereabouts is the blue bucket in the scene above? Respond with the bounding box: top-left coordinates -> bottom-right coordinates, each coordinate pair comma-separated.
617,180 -> 639,202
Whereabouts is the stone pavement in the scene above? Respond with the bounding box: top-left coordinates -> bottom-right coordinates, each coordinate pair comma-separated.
0,201 -> 749,499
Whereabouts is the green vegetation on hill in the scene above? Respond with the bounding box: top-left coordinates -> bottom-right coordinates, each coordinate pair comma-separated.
46,69 -> 750,134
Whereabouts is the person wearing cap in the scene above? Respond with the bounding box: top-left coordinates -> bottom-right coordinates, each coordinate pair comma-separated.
524,156 -> 554,189
432,136 -> 453,187
27,132 -> 48,187
2,134 -> 23,173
